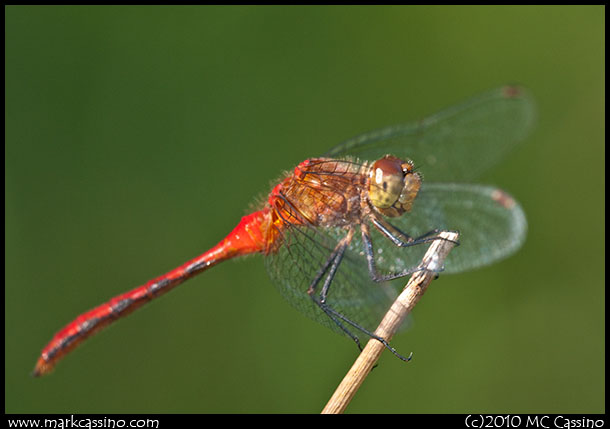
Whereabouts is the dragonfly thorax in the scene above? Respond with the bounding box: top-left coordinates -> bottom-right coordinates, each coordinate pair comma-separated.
367,155 -> 421,218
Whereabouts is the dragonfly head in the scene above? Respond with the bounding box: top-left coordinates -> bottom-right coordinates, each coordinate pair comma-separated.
368,155 -> 421,218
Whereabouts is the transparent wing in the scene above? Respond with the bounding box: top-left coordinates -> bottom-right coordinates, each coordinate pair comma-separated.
369,183 -> 527,276
324,85 -> 536,182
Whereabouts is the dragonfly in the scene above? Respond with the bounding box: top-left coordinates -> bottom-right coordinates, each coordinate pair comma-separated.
33,85 -> 535,376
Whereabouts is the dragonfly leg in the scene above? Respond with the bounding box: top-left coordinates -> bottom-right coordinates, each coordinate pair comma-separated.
307,228 -> 411,362
314,300 -> 364,352
306,228 -> 353,301
307,229 -> 362,348
362,221 -> 457,282
320,303 -> 412,362
370,215 -> 459,248
361,222 -> 425,282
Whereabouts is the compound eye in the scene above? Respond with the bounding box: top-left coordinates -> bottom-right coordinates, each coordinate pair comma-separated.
368,157 -> 405,209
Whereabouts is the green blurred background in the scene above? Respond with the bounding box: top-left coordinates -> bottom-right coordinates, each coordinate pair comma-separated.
6,6 -> 604,413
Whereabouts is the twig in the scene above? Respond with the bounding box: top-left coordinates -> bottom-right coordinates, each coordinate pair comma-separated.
321,230 -> 460,414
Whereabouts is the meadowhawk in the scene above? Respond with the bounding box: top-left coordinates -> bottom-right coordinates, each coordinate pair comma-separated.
33,85 -> 534,376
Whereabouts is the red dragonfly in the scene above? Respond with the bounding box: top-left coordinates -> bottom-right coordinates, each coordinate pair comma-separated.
33,85 -> 534,376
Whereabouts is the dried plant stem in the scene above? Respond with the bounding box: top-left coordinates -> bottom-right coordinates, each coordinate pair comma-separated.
321,231 -> 460,414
